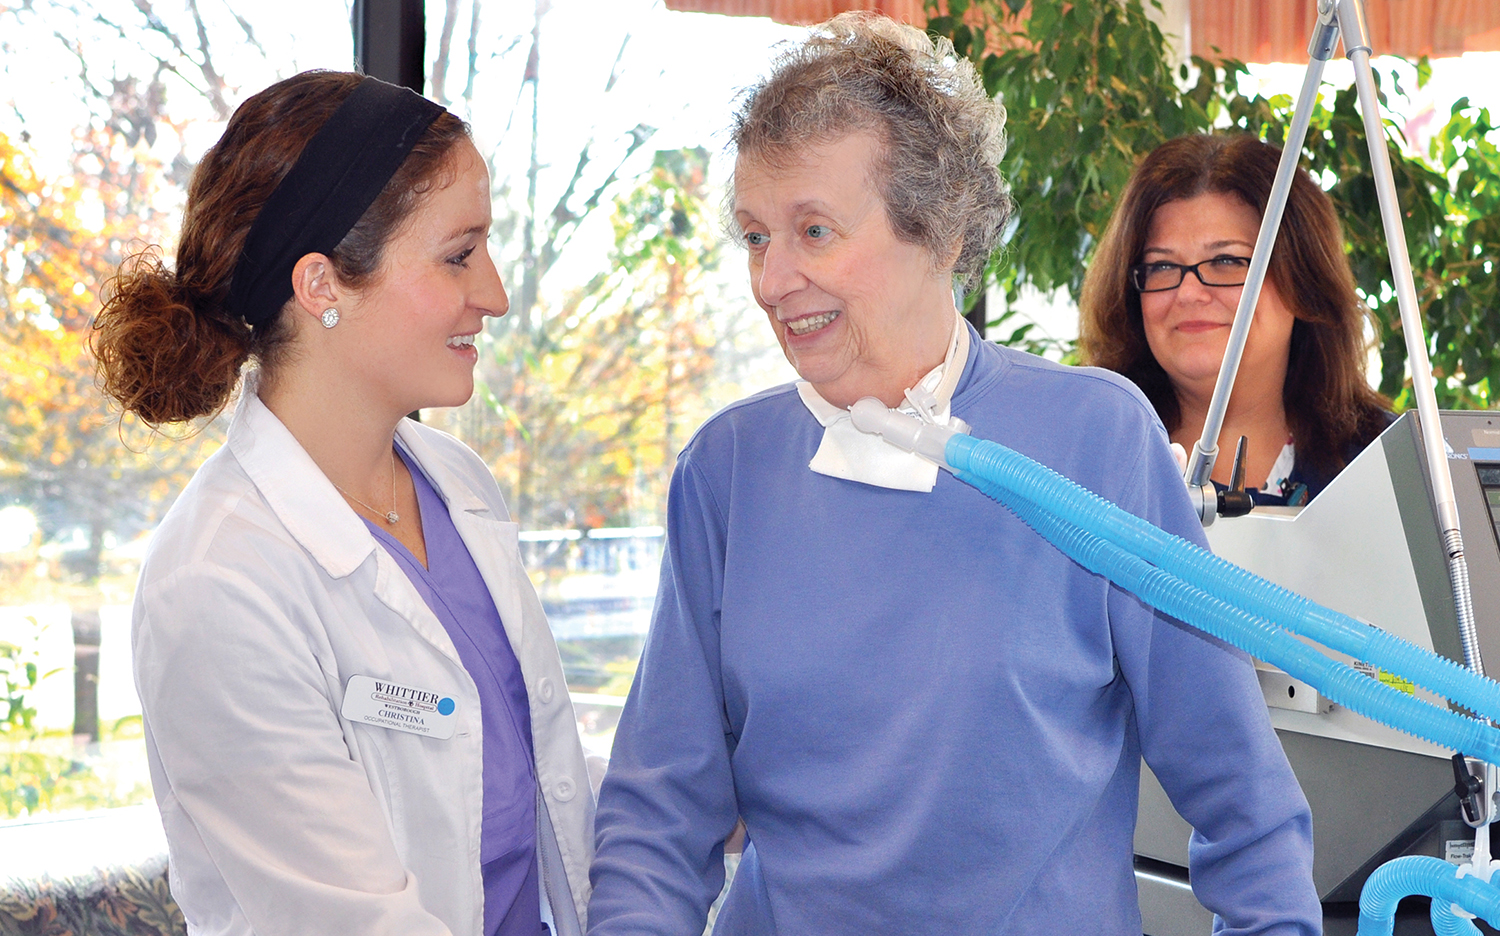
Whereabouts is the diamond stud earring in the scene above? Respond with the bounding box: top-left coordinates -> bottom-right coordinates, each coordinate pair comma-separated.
321,308 -> 340,329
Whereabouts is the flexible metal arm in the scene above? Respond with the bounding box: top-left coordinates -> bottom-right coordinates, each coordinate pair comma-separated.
1336,0 -> 1482,684
1337,0 -> 1493,834
1183,2 -> 1341,493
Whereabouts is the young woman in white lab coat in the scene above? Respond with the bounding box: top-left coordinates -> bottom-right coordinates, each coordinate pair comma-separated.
92,71 -> 592,936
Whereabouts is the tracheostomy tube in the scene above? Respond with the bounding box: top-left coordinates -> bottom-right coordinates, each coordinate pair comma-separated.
846,399 -> 1500,750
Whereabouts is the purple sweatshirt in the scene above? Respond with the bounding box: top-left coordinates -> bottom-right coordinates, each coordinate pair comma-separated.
588,328 -> 1319,935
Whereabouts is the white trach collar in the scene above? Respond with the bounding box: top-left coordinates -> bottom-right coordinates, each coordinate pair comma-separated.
797,309 -> 971,493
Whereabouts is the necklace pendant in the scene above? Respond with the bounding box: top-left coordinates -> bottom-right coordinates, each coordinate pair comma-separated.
384,511 -> 400,524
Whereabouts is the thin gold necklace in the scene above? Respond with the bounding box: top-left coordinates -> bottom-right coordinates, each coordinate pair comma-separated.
335,448 -> 400,525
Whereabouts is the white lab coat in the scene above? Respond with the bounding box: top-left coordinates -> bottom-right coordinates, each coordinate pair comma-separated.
133,384 -> 593,936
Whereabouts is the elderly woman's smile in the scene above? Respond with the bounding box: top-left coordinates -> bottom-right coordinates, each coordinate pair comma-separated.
783,310 -> 840,335
733,131 -> 959,408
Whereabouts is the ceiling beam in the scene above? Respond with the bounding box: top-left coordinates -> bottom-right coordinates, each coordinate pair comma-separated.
664,0 -> 1500,62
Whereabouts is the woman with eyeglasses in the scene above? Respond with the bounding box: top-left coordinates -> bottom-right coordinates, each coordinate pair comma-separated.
1080,133 -> 1392,505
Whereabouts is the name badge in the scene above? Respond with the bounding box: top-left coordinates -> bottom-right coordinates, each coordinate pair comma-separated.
341,675 -> 457,740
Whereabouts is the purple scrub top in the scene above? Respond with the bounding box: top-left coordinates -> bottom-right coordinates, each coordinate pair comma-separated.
365,447 -> 545,936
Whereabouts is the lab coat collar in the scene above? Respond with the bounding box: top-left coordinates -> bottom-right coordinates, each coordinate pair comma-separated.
227,378 -> 376,580
226,377 -> 498,581
395,420 -> 530,653
393,419 -> 490,516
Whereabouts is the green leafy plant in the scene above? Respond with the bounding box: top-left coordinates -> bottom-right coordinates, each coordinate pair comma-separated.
927,0 -> 1500,407
1239,84 -> 1500,408
1,616 -> 65,816
0,615 -> 147,818
926,0 -> 1247,358
1,616 -> 48,741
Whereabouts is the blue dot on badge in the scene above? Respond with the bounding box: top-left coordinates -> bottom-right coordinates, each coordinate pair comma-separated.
438,697 -> 455,716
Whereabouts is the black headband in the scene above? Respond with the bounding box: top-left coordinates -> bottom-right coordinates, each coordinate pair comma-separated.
226,76 -> 446,327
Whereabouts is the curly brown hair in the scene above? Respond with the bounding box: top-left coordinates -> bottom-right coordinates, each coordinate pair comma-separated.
727,12 -> 1011,288
91,70 -> 469,427
1078,133 -> 1390,479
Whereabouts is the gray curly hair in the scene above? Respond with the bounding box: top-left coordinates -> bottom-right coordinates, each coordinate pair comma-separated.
728,12 -> 1011,287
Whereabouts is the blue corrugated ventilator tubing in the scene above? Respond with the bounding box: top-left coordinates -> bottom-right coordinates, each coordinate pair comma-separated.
933,430 -> 1500,935
1430,900 -> 1475,936
1357,857 -> 1500,936
1431,889 -> 1482,936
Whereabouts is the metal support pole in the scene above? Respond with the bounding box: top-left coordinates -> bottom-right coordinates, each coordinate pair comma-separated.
1338,0 -> 1493,843
1183,1 -> 1340,493
1181,0 -> 1493,867
1337,0 -> 1481,683
1187,0 -> 1483,730
1186,1 -> 1482,696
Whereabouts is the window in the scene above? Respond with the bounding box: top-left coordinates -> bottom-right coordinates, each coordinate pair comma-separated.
416,0 -> 795,762
0,0 -> 354,820
0,0 -> 795,821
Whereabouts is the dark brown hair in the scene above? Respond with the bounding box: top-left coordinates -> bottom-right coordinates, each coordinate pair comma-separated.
728,12 -> 1011,287
92,70 -> 469,426
1078,133 -> 1390,478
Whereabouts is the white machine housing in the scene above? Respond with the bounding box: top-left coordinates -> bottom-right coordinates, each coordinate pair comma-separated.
1135,410 -> 1500,936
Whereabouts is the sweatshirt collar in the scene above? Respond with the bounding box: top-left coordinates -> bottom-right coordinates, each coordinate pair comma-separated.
796,308 -> 970,492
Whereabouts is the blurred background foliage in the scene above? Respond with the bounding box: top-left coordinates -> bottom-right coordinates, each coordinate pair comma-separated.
425,146 -> 725,529
927,0 -> 1500,408
0,618 -> 149,819
0,115 -> 217,587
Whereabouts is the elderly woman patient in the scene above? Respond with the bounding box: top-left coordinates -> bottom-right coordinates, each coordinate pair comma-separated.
587,14 -> 1319,935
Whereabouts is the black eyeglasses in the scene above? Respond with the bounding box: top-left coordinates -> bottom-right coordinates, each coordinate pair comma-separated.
1129,256 -> 1253,293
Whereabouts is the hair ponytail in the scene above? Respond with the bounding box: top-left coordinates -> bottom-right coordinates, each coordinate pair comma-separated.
92,246 -> 270,425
